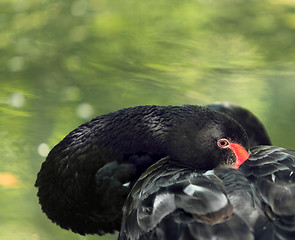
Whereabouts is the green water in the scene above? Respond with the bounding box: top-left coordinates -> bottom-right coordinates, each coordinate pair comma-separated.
1,0 -> 295,239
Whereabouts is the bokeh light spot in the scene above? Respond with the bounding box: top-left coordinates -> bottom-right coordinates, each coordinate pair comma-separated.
76,103 -> 94,119
38,143 -> 50,157
0,173 -> 19,188
7,92 -> 25,108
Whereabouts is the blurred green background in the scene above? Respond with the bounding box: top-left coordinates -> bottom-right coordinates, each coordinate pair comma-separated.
1,0 -> 295,239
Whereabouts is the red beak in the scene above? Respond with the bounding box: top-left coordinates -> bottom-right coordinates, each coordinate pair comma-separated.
228,143 -> 250,169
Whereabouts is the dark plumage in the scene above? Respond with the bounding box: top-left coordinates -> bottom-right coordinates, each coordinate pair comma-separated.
119,159 -> 255,240
240,146 -> 295,240
35,104 -> 252,235
206,102 -> 271,146
120,146 -> 295,240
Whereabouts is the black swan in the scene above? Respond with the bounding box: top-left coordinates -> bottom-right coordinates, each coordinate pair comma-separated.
36,103 -> 287,238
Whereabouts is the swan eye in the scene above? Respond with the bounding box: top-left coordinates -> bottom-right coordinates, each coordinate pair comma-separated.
217,139 -> 230,148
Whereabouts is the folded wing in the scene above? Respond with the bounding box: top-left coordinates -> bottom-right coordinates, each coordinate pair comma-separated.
120,159 -> 254,240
